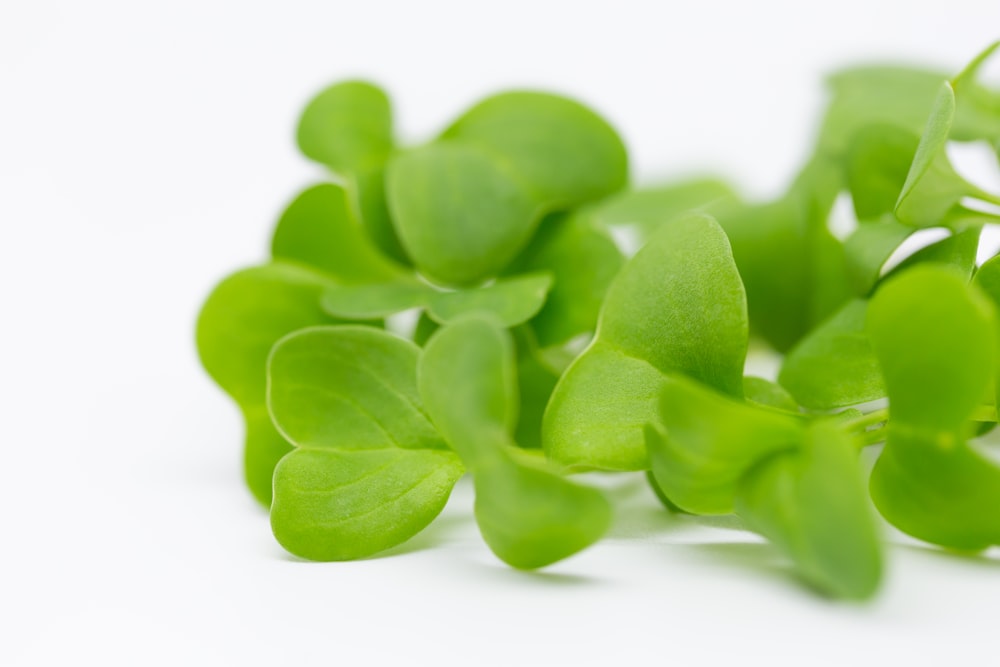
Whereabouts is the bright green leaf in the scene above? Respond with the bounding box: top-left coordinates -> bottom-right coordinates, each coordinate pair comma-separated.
647,376 -> 802,514
587,178 -> 739,246
427,273 -> 553,327
868,265 -> 1000,549
386,142 -> 540,285
544,213 -> 747,471
419,316 -> 611,568
267,326 -> 446,452
779,299 -> 884,410
271,447 -> 463,561
271,182 -> 407,283
505,212 -> 624,347
442,91 -> 628,208
196,262 -> 340,505
297,80 -> 393,173
735,421 -> 883,599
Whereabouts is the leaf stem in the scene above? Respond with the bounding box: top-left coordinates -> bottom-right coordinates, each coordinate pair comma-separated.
842,407 -> 889,433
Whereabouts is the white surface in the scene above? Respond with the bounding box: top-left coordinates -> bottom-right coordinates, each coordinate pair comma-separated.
3,1 -> 1000,665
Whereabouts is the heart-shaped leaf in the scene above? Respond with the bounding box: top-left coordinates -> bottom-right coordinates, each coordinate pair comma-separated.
267,326 -> 463,560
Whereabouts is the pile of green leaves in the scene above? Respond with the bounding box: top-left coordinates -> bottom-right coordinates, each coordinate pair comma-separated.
198,42 -> 1000,599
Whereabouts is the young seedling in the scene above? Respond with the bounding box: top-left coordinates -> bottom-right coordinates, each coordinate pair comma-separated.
267,326 -> 463,560
419,315 -> 611,569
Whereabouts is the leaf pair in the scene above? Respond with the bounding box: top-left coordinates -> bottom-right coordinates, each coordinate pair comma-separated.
387,91 -> 629,286
543,212 -> 747,471
867,266 -> 1000,550
267,317 -> 610,567
646,377 -> 882,599
419,316 -> 612,569
268,327 -> 463,560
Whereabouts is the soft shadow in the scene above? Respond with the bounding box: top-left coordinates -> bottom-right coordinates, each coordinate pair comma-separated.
469,561 -> 603,587
375,514 -> 476,559
899,543 -> 1000,569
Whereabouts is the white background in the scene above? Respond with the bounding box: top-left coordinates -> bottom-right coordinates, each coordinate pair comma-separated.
4,1 -> 1000,665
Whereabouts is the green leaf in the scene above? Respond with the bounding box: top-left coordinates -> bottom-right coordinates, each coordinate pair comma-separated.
348,164 -> 411,265
505,212 -> 624,347
297,80 -> 393,173
427,273 -> 553,327
271,447 -> 463,561
267,326 -> 446,452
735,421 -> 883,599
267,326 -> 463,560
843,217 -> 913,294
845,124 -> 919,221
868,265 -> 1000,549
819,65 -> 946,157
321,282 -> 430,320
442,91 -> 628,208
386,142 -> 540,285
743,376 -> 800,413
587,178 -> 739,245
196,262 -> 340,505
471,454 -> 612,569
779,299 -> 884,410
716,161 -> 853,352
544,213 -> 747,470
271,183 -> 407,283
511,327 -> 561,449
883,225 -> 982,282
647,376 -> 803,514
418,316 -> 611,568
418,316 -> 519,465
545,345 -> 666,470
896,82 -> 1000,227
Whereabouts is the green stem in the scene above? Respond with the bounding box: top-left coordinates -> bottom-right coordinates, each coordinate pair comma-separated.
842,407 -> 889,433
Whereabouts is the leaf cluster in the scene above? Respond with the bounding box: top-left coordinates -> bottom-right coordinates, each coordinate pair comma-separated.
197,43 -> 1000,596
